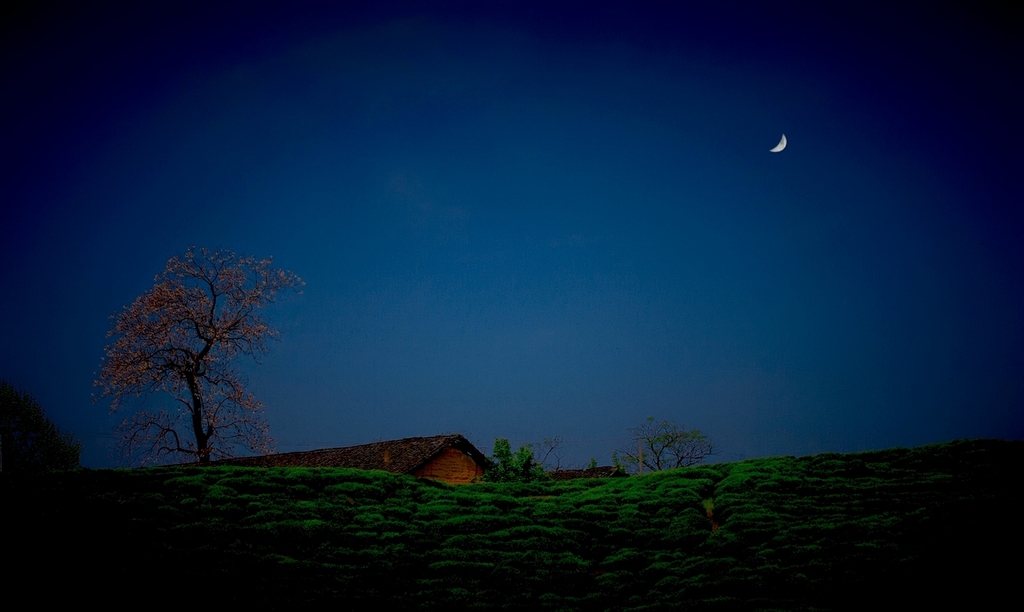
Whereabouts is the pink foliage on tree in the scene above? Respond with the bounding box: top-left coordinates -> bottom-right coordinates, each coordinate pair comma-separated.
95,247 -> 303,465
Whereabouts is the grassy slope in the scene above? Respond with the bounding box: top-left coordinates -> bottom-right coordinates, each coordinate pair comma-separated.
3,439 -> 1021,610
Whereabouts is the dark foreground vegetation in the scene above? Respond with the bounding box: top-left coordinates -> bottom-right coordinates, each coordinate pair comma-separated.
4,439 -> 1021,610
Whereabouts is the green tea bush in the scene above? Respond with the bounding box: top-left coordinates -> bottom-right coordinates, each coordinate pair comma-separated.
4,439 -> 1022,610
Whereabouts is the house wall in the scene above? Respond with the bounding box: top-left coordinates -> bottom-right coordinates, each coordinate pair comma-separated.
413,447 -> 485,484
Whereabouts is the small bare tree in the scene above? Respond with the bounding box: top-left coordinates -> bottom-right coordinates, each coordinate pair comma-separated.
530,436 -> 565,470
613,417 -> 713,474
95,247 -> 302,465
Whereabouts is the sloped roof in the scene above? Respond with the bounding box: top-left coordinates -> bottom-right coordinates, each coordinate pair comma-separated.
548,466 -> 627,481
210,434 -> 486,474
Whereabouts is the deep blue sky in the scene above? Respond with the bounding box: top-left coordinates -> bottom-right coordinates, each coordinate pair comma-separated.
2,2 -> 1021,468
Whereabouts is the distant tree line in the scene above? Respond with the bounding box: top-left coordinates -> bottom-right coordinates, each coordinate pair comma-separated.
487,418 -> 713,482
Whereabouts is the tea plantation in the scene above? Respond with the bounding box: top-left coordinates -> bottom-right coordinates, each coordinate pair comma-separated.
3,439 -> 1020,610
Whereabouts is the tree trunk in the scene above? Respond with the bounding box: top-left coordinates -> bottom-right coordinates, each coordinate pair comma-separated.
185,372 -> 210,464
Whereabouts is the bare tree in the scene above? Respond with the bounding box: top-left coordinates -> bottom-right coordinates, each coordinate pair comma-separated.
95,247 -> 302,465
613,417 -> 713,474
530,436 -> 565,470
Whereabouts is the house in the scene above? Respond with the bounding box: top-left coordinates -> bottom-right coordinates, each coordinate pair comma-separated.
210,434 -> 488,485
548,466 -> 628,481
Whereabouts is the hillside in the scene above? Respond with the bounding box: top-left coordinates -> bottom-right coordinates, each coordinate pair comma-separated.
3,439 -> 1021,610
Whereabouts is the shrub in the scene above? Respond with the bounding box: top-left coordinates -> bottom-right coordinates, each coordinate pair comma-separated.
0,381 -> 81,473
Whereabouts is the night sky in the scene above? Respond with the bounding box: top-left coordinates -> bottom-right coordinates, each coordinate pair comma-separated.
2,2 -> 1021,468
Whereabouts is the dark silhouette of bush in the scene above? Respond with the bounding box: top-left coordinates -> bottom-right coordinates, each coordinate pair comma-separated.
1,381 -> 81,473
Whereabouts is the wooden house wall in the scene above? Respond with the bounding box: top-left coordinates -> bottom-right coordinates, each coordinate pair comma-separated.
413,447 -> 485,484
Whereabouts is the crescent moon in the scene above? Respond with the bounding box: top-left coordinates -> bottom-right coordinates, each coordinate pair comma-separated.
770,134 -> 787,153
